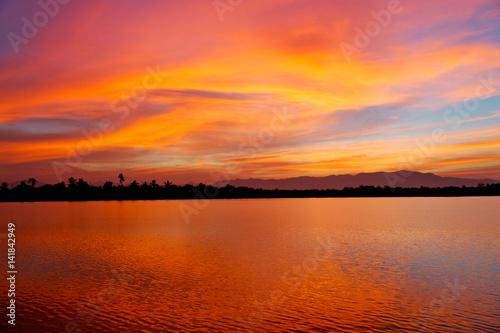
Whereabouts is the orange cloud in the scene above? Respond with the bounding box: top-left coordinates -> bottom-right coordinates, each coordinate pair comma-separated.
1,0 -> 499,183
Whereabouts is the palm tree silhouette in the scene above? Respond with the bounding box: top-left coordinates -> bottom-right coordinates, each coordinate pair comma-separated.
78,178 -> 89,188
68,177 -> 76,186
118,173 -> 125,186
1,182 -> 8,191
28,178 -> 37,187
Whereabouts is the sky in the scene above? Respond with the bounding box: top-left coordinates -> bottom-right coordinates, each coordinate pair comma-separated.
0,0 -> 499,185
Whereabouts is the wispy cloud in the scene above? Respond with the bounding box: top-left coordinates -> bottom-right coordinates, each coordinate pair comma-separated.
0,0 -> 499,182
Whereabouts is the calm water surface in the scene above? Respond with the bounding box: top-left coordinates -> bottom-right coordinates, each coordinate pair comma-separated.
0,197 -> 499,332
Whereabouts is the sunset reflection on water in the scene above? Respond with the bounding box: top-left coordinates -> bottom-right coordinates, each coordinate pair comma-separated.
0,197 -> 498,332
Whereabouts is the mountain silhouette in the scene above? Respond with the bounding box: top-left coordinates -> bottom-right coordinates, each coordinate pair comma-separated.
225,171 -> 499,190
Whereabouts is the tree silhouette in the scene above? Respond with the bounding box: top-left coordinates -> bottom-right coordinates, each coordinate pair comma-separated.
0,177 -> 498,202
77,178 -> 89,189
28,178 -> 37,187
118,173 -> 125,186
54,181 -> 65,190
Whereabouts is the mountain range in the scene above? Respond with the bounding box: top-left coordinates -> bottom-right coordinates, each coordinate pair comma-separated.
224,171 -> 499,190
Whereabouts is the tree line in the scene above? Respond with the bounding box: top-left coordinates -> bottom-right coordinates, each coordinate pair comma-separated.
0,174 -> 499,202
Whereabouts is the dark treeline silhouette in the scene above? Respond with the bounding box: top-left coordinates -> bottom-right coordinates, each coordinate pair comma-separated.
0,175 -> 499,202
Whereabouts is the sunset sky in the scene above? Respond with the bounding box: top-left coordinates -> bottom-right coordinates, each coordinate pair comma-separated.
1,0 -> 499,185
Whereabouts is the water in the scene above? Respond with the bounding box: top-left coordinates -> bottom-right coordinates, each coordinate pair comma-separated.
0,197 -> 498,332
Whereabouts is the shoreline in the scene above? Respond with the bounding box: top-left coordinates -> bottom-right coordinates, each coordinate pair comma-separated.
1,183 -> 498,203
1,193 -> 499,204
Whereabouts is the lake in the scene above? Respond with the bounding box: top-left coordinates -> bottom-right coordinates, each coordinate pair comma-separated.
0,197 -> 499,332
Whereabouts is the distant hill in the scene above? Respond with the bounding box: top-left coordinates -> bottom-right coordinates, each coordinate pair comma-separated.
224,171 -> 499,190
7,180 -> 48,188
